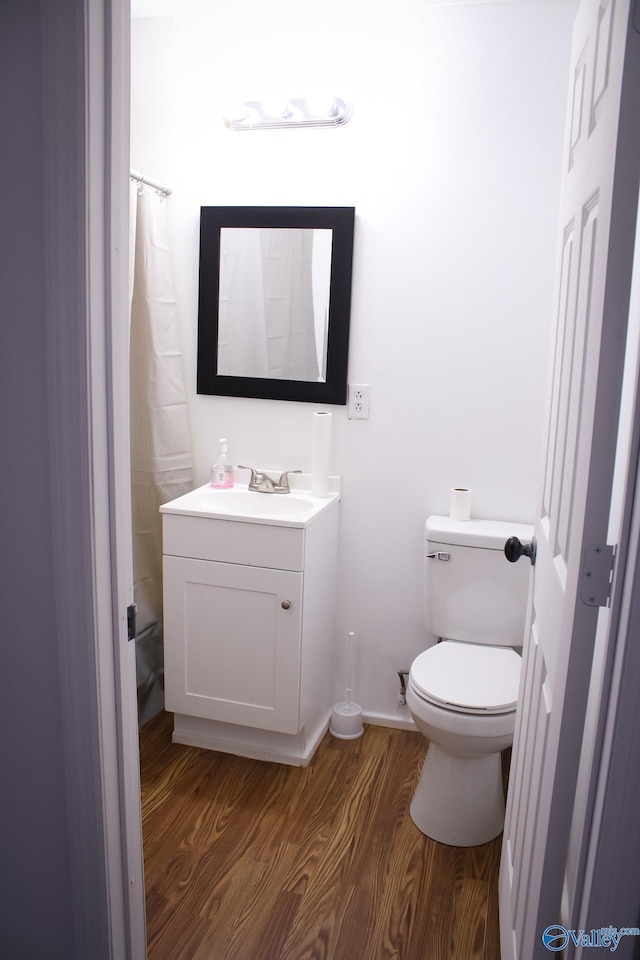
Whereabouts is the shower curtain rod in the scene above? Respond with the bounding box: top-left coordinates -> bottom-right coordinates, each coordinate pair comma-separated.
130,168 -> 172,196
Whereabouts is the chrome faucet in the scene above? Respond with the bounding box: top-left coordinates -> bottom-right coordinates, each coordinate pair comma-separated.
238,466 -> 302,494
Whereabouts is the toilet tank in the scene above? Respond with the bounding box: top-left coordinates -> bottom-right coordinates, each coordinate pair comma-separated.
424,515 -> 534,648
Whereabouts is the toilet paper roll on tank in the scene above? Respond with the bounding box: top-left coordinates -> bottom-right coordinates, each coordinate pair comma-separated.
450,487 -> 472,521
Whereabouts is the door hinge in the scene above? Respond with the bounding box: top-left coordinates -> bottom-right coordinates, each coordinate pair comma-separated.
580,544 -> 616,608
127,603 -> 137,641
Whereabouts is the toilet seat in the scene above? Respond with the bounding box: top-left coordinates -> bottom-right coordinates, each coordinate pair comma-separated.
410,641 -> 521,715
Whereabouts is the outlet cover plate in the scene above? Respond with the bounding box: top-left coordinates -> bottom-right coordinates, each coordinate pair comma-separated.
348,383 -> 370,420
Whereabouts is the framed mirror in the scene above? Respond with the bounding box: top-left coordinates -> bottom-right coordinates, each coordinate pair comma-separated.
197,206 -> 355,404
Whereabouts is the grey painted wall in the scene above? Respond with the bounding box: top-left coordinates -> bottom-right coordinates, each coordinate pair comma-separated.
0,3 -> 75,956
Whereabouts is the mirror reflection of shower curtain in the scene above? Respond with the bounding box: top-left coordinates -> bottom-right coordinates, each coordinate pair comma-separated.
129,183 -> 193,727
217,227 -> 269,376
261,228 -> 319,380
217,227 -> 321,381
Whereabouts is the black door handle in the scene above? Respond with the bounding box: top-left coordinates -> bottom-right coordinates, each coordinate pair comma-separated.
504,536 -> 537,565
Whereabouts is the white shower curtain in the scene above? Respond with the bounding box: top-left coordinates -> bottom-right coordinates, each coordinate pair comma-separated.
129,183 -> 193,726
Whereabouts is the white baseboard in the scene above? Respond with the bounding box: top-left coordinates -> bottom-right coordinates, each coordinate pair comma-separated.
172,711 -> 331,767
171,709 -> 418,767
362,710 -> 418,733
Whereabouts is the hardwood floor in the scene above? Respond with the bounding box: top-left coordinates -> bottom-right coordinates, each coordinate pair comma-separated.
140,712 -> 502,960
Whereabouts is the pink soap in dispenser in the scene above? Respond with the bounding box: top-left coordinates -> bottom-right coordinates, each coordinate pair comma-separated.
211,438 -> 234,489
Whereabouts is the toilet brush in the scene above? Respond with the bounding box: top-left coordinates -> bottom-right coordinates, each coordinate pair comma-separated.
330,631 -> 364,739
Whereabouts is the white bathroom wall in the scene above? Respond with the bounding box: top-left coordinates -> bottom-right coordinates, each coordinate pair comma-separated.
131,0 -> 576,724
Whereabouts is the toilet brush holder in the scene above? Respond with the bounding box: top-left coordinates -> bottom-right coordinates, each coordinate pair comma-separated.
330,631 -> 363,739
330,701 -> 364,740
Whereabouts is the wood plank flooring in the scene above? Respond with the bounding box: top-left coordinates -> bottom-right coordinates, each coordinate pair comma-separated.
140,712 -> 502,960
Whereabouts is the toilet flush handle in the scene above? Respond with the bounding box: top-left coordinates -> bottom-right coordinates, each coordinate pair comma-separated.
504,536 -> 537,565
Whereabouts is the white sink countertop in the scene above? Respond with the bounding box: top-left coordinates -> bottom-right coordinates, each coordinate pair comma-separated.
160,475 -> 341,528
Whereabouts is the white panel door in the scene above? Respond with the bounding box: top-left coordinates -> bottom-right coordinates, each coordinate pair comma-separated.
164,556 -> 303,734
499,2 -> 640,958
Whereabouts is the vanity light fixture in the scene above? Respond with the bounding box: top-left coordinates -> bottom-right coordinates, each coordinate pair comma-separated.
223,96 -> 353,131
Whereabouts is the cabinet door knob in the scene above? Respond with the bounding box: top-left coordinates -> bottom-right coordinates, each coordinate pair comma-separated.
281,600 -> 291,610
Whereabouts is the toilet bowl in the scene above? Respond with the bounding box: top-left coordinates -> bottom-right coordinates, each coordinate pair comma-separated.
407,641 -> 520,846
407,516 -> 533,847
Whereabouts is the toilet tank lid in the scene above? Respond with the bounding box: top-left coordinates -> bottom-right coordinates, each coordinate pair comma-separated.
425,515 -> 534,550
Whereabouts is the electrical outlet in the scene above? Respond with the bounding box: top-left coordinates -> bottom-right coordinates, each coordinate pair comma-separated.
348,383 -> 370,420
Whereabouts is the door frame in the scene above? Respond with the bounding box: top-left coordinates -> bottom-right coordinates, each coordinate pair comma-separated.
43,0 -> 145,957
577,404 -> 640,939
103,0 -> 148,954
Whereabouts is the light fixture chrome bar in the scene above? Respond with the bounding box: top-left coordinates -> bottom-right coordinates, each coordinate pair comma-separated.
223,96 -> 353,131
129,168 -> 172,195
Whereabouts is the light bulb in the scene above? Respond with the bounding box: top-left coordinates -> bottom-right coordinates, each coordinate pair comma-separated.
223,102 -> 250,123
262,99 -> 292,120
306,96 -> 339,119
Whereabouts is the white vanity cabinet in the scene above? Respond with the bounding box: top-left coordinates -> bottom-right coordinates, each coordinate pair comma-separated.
160,483 -> 340,766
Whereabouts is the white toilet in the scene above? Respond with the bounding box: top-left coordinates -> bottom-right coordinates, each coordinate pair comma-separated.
407,515 -> 533,847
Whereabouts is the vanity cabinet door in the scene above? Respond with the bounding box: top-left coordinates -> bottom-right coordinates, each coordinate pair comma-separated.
163,555 -> 303,734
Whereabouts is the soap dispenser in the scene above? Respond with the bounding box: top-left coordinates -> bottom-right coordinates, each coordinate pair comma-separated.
211,438 -> 234,489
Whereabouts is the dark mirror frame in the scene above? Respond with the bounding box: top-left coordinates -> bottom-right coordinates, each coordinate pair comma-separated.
197,206 -> 355,404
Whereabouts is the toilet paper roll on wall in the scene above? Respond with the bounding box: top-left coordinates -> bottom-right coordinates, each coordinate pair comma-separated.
311,411 -> 332,497
450,487 -> 472,521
